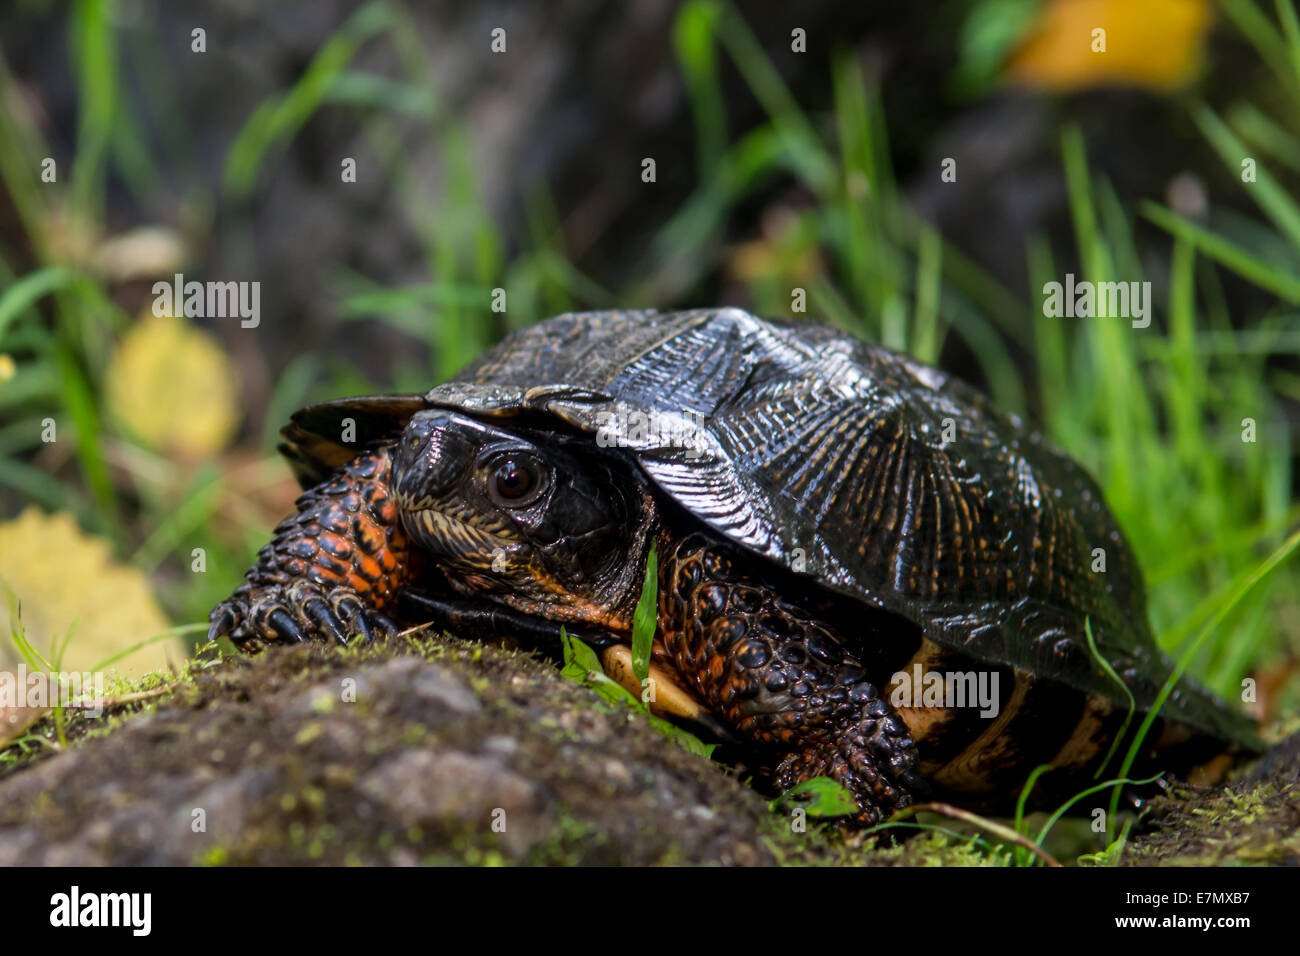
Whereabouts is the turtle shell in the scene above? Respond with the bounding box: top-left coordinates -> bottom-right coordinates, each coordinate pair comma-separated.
281,308 -> 1258,748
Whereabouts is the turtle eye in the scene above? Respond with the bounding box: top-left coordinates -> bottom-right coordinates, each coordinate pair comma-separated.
488,454 -> 545,507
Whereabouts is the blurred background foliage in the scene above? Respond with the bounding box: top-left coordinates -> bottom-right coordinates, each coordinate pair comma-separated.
0,0 -> 1297,712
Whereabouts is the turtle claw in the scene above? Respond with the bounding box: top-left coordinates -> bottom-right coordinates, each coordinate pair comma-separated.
335,596 -> 397,645
302,595 -> 349,646
208,579 -> 398,648
336,597 -> 373,643
267,608 -> 307,643
207,606 -> 236,643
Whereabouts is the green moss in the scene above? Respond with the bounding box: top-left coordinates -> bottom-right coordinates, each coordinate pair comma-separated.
866,831 -> 1014,867
1119,777 -> 1300,866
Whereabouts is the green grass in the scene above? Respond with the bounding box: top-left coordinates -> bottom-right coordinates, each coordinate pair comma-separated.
557,623 -> 716,759
1,0 -> 1298,865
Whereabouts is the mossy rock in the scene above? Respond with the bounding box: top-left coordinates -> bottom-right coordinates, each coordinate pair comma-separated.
1120,741 -> 1300,867
0,635 -> 1294,866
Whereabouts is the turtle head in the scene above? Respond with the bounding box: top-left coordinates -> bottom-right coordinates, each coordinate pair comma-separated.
391,410 -> 652,630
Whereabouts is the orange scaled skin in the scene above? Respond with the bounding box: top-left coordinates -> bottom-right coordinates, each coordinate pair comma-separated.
209,446 -> 421,646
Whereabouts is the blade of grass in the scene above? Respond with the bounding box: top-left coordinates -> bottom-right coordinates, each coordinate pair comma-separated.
69,0 -> 118,220
912,223 -> 943,364
1085,619 -> 1136,788
90,622 -> 205,673
223,1 -> 396,199
713,1 -> 835,193
1117,526 -> 1300,784
631,542 -> 657,686
1141,203 -> 1300,302
1192,103 -> 1300,251
674,0 -> 728,177
1219,0 -> 1300,102
0,267 -> 78,340
1274,0 -> 1300,89
1035,774 -> 1163,852
54,345 -> 120,538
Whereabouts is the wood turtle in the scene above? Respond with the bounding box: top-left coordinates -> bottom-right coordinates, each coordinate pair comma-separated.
210,308 -> 1260,823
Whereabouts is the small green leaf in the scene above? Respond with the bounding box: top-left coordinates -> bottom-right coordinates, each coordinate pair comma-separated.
651,718 -> 718,758
559,625 -> 716,758
631,541 -> 658,686
559,626 -> 633,706
1075,817 -> 1133,868
559,625 -> 597,674
770,776 -> 858,817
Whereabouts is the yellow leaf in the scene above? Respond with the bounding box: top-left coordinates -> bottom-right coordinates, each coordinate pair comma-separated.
1004,0 -> 1213,92
105,311 -> 239,459
0,508 -> 181,676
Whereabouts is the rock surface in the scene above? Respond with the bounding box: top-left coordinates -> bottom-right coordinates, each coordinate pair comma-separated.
0,635 -> 1295,866
0,638 -> 781,865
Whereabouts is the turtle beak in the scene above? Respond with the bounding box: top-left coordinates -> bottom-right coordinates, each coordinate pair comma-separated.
391,412 -> 518,565
391,413 -> 474,510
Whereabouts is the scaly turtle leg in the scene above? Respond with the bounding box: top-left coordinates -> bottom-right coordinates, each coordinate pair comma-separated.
660,533 -> 926,825
208,446 -> 421,647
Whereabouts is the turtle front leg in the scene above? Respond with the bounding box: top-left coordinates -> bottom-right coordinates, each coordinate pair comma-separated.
661,534 -> 925,825
209,446 -> 422,647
